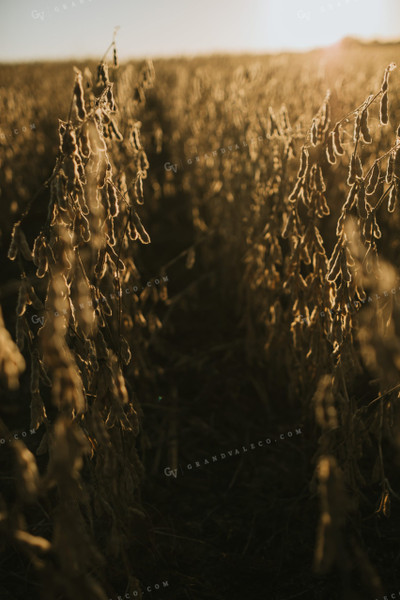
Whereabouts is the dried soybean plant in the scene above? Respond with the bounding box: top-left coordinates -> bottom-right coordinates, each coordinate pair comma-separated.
281,62 -> 400,588
1,41 -> 156,600
239,109 -> 298,366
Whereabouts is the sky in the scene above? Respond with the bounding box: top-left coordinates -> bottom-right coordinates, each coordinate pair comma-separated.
0,0 -> 399,62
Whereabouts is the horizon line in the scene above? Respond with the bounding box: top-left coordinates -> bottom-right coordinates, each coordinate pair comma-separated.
1,36 -> 400,66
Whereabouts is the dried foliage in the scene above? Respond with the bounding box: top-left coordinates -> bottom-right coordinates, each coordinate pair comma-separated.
3,41 -> 400,599
0,39 -> 162,600
142,49 -> 400,595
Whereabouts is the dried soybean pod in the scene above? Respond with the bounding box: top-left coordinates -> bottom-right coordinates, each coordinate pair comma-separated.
106,243 -> 125,270
109,119 -> 123,141
326,133 -> 336,164
94,247 -> 107,279
363,216 -> 373,244
373,213 -> 382,239
298,147 -> 309,178
332,123 -> 344,155
300,184 -> 310,207
80,122 -> 91,158
394,148 -> 400,179
76,155 -> 86,185
386,152 -> 395,183
314,165 -> 326,192
317,193 -> 330,216
28,285 -> 44,310
382,62 -> 396,92
79,213 -> 91,243
107,215 -> 116,246
343,184 -> 357,211
30,352 -> 40,394
101,110 -> 110,125
107,182 -> 119,217
97,158 -> 108,188
355,154 -> 363,178
120,337 -> 131,365
8,225 -> 18,260
16,281 -> 28,317
360,109 -> 372,143
32,236 -> 43,267
130,209 -> 151,244
354,113 -> 361,142
313,224 -> 325,255
356,182 -> 368,219
135,176 -> 145,205
16,227 -> 32,262
108,88 -> 117,113
131,125 -> 141,152
99,292 -> 112,316
113,46 -> 119,68
97,62 -> 110,86
126,221 -> 138,242
61,125 -> 77,155
340,253 -> 351,283
388,183 -> 397,212
380,92 -> 389,125
348,153 -> 357,185
366,163 -> 380,195
36,252 -> 48,279
289,178 -> 303,202
328,238 -> 342,271
327,250 -> 342,282
73,68 -> 86,121
311,119 -> 318,146
336,213 -> 346,236
282,210 -> 294,239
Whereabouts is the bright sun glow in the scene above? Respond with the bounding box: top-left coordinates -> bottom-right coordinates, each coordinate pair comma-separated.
265,0 -> 388,51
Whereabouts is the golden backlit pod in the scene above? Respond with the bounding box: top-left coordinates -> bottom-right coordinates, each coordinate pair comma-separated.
14,530 -> 51,553
386,152 -> 394,183
380,92 -> 389,125
366,163 -> 380,195
348,152 -> 363,186
297,146 -> 309,179
326,132 -> 336,164
353,112 -> 362,142
332,123 -> 344,156
79,122 -> 91,158
343,184 -> 357,211
73,68 -> 87,121
381,61 -> 396,93
8,223 -> 32,262
311,119 -> 318,146
107,181 -> 119,217
0,305 -> 25,389
360,108 -> 372,144
314,165 -> 326,193
130,209 -> 151,244
347,153 -> 357,185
